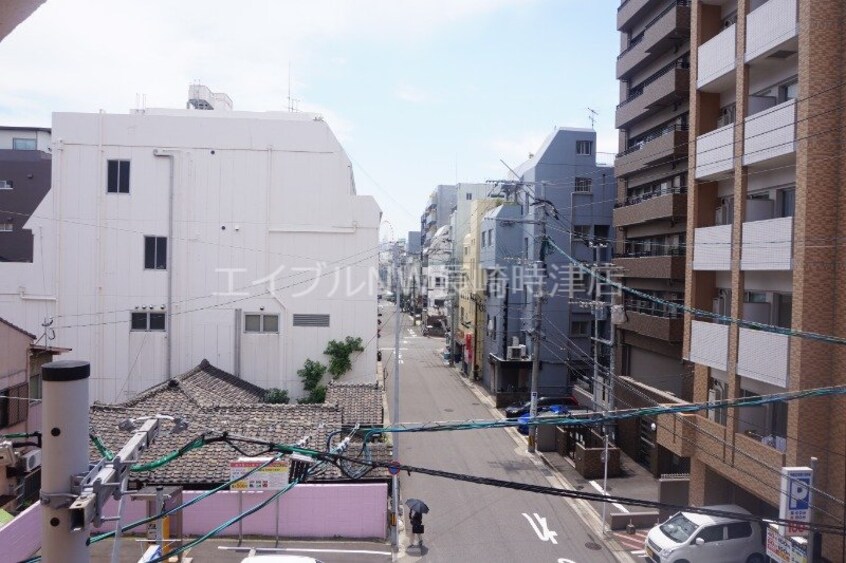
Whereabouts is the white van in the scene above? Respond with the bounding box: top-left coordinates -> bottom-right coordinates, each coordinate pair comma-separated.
644,504 -> 765,563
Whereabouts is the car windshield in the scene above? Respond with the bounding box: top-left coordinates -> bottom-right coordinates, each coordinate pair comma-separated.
659,513 -> 698,543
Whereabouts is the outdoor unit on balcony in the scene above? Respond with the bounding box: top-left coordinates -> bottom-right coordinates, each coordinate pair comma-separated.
21,449 -> 42,472
507,345 -> 526,360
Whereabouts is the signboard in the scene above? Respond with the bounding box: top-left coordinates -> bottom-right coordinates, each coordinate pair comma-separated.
766,524 -> 808,563
780,466 -> 813,536
229,457 -> 290,491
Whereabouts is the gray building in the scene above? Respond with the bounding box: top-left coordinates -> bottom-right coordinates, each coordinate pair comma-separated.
0,126 -> 52,262
420,184 -> 457,249
482,128 -> 615,400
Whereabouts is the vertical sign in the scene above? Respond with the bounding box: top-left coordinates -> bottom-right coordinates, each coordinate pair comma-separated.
780,466 -> 813,537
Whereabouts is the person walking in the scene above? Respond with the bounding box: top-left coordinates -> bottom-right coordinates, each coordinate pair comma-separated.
409,509 -> 425,547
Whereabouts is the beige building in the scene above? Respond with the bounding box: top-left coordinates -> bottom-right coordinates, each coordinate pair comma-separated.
656,0 -> 846,559
458,199 -> 500,378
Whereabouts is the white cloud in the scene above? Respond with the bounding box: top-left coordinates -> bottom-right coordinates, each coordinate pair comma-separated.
394,84 -> 430,104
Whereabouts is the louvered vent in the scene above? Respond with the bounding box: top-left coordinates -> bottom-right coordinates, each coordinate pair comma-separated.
293,314 -> 330,327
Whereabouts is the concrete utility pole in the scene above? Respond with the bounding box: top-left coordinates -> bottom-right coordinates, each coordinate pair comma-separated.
449,254 -> 458,368
391,242 -> 402,554
527,198 -> 548,455
41,360 -> 91,563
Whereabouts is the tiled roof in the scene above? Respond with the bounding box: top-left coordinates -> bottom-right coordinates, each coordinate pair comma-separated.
89,361 -> 388,486
0,317 -> 36,340
325,381 -> 384,427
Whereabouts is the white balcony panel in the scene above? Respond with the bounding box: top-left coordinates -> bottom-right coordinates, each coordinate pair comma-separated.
690,320 -> 729,371
746,0 -> 798,63
737,327 -> 789,387
698,24 -> 736,89
741,217 -> 793,270
693,224 -> 732,271
695,124 -> 734,179
743,99 -> 796,166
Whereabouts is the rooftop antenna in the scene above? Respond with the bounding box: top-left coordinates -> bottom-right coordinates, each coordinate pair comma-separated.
287,62 -> 300,112
587,108 -> 599,130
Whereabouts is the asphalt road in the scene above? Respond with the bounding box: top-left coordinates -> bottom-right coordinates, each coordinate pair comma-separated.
383,308 -> 625,563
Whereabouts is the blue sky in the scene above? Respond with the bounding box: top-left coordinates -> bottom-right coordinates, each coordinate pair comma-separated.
0,0 -> 620,238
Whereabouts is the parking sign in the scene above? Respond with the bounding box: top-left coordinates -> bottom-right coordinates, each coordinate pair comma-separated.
780,466 -> 813,537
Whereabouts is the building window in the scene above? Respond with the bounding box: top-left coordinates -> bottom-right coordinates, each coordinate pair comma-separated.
780,188 -> 796,218
0,222 -> 12,232
144,236 -> 167,270
246,313 -> 280,332
434,277 -> 444,288
576,140 -> 593,155
0,382 -> 29,428
131,312 -> 166,331
12,138 -> 37,151
29,372 -> 42,401
571,321 -> 590,336
107,160 -> 131,194
0,180 -> 12,190
575,177 -> 592,192
466,193 -> 473,200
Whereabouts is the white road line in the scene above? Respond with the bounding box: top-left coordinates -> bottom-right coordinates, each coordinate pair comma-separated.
588,480 -> 629,513
630,550 -> 646,555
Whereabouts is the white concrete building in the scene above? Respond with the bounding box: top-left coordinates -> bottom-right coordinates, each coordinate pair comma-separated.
0,91 -> 381,403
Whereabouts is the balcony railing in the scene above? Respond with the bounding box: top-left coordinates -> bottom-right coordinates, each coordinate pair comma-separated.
697,23 -> 736,90
746,0 -> 798,63
743,98 -> 796,167
619,124 -> 688,158
620,246 -> 685,259
625,298 -> 684,318
618,1 -> 691,59
618,58 -> 690,109
689,320 -> 729,371
617,186 -> 687,208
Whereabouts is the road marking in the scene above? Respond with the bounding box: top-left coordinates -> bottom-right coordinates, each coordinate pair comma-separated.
588,480 -> 629,513
522,512 -> 558,544
557,559 -> 578,563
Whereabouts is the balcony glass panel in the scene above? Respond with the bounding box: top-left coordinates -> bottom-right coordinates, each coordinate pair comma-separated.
693,224 -> 732,271
695,124 -> 734,179
737,327 -> 790,387
690,320 -> 729,371
741,217 -> 793,270
746,0 -> 798,63
697,24 -> 736,90
743,99 -> 796,166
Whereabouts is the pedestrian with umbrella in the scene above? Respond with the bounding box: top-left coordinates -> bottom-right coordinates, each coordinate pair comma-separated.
405,498 -> 429,548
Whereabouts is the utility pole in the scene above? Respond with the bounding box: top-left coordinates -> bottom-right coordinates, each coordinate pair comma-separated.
41,360 -> 91,563
391,242 -> 402,555
527,196 -> 549,455
449,254 -> 458,368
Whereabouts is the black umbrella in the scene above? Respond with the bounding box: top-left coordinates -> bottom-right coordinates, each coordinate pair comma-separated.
405,498 -> 430,514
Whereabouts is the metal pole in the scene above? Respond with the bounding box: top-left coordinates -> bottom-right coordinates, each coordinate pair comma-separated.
238,491 -> 243,546
808,456 -> 818,562
449,256 -> 457,367
528,201 -> 546,454
275,496 -> 280,547
601,430 -> 610,535
109,474 -> 129,563
41,360 -> 90,563
155,486 -> 165,553
392,243 -> 402,553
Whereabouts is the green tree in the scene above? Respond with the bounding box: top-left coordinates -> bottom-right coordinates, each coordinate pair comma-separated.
297,359 -> 328,403
324,336 -> 365,377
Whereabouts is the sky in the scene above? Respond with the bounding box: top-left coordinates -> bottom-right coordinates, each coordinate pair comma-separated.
0,0 -> 620,238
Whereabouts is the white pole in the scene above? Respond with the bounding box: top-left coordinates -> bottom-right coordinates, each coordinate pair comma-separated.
41,360 -> 91,563
601,429 -> 609,535
392,243 -> 402,555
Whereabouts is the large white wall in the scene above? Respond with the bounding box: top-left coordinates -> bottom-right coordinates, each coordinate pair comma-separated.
0,109 -> 380,403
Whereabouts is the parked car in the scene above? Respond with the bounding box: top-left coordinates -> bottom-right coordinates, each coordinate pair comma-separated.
504,396 -> 579,419
516,404 -> 568,434
644,504 -> 765,563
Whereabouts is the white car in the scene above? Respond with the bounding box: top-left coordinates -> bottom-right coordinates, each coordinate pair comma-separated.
644,504 -> 765,563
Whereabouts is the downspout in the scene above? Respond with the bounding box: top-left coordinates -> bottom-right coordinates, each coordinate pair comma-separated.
153,149 -> 176,380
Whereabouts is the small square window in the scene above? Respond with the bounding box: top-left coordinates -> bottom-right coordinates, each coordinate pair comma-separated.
107,160 -> 131,194
0,180 -> 12,190
466,193 -> 473,200
0,222 -> 12,232
575,177 -> 592,192
576,140 -> 593,155
571,321 -> 590,336
149,313 -> 166,331
131,313 -> 148,330
245,314 -> 262,332
13,138 -> 36,151
263,315 -> 279,333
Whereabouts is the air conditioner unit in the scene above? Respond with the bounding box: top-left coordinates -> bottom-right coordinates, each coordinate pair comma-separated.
507,345 -> 523,360
22,449 -> 41,472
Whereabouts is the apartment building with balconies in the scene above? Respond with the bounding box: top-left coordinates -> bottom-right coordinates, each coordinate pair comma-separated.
680,0 -> 846,558
614,0 -> 693,475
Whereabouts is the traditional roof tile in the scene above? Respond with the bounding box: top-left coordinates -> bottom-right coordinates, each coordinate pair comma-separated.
325,381 -> 384,427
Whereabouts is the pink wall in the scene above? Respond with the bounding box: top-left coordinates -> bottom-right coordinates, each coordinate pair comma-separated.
1,501 -> 41,563
0,482 -> 388,560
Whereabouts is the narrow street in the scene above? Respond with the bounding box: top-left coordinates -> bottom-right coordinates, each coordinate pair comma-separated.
383,307 -> 625,563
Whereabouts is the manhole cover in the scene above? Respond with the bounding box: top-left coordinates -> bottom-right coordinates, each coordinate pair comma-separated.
585,542 -> 602,551
444,408 -> 454,412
